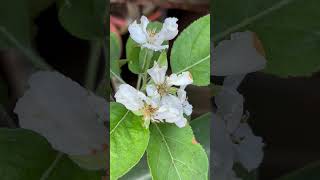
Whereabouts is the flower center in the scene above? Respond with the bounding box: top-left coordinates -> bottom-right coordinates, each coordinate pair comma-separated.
157,83 -> 169,96
142,104 -> 158,120
147,29 -> 157,43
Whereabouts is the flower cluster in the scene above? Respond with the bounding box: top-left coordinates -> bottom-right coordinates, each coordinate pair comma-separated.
212,31 -> 266,180
115,16 -> 192,128
115,62 -> 193,128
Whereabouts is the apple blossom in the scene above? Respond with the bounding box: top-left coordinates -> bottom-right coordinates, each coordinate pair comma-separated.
128,16 -> 179,51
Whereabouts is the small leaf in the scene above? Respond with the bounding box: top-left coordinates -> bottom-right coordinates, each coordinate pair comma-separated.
147,124 -> 209,180
57,0 -> 106,40
171,15 -> 210,86
157,51 -> 168,68
110,102 -> 150,180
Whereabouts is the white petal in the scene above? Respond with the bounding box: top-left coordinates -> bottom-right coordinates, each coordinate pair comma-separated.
140,16 -> 149,34
147,62 -> 167,84
115,84 -> 146,112
175,117 -> 187,128
177,88 -> 192,116
14,71 -> 107,155
233,123 -> 264,171
213,31 -> 266,76
154,95 -> 183,124
146,84 -> 158,97
158,17 -> 179,41
128,20 -> 148,44
167,71 -> 193,86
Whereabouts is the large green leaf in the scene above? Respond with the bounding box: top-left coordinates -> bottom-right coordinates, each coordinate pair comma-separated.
277,161 -> 320,180
110,102 -> 150,180
0,0 -> 31,49
171,15 -> 210,86
0,128 -> 102,180
57,0 -> 106,40
110,32 -> 121,78
147,124 -> 209,180
214,0 -> 320,77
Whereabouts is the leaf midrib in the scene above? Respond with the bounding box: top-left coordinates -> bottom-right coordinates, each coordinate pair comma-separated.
176,55 -> 210,74
214,0 -> 295,42
154,124 -> 182,180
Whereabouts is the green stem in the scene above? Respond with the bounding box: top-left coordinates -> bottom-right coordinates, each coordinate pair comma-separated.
140,49 -> 153,90
85,40 -> 102,90
136,74 -> 142,90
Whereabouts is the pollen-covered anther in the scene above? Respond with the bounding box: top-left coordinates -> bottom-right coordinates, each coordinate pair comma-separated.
157,83 -> 169,96
142,104 -> 158,120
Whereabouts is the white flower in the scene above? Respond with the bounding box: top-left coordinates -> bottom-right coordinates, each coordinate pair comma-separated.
115,84 -> 188,128
212,31 -> 266,76
154,95 -> 187,128
128,16 -> 178,51
115,84 -> 187,128
14,71 -> 107,156
147,62 -> 193,97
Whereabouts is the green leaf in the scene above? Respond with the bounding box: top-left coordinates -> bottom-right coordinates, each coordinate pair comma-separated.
0,128 -> 102,180
126,38 -> 141,74
147,124 -> 209,180
214,0 -> 320,77
171,15 -> 210,86
277,161 -> 320,180
139,48 -> 154,73
110,32 -> 121,78
157,51 -> 168,68
110,102 -> 150,180
57,0 -> 106,40
126,22 -> 165,74
0,0 -> 31,49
